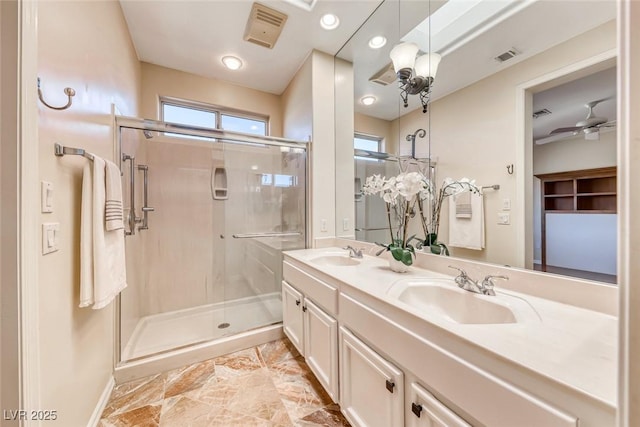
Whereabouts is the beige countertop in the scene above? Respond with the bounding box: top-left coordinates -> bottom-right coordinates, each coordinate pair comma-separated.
283,247 -> 617,410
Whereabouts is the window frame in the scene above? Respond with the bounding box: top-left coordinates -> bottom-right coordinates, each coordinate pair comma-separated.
354,132 -> 383,153
160,96 -> 270,136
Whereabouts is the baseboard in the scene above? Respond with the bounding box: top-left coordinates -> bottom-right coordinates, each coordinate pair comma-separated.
86,375 -> 115,427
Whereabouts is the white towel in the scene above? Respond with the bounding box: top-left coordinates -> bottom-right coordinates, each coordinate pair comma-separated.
448,190 -> 485,250
455,190 -> 472,218
80,155 -> 127,309
105,160 -> 124,231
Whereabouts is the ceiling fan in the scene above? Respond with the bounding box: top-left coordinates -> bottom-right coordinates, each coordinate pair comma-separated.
535,98 -> 616,145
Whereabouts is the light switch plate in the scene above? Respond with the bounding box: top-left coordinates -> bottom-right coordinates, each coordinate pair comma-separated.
321,219 -> 328,232
42,222 -> 60,255
41,181 -> 54,213
502,198 -> 511,211
497,212 -> 510,225
343,218 -> 349,231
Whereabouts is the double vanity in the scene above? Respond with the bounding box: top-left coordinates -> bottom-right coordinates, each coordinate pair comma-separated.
282,246 -> 617,427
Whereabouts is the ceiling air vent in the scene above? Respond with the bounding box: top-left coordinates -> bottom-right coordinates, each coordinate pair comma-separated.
494,48 -> 519,63
532,108 -> 552,119
369,63 -> 397,86
244,3 -> 288,49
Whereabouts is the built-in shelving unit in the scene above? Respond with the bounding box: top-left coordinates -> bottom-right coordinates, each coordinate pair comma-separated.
536,167 -> 617,273
538,167 -> 617,214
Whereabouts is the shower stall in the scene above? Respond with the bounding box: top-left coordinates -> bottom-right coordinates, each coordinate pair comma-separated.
114,117 -> 307,370
354,148 -> 435,244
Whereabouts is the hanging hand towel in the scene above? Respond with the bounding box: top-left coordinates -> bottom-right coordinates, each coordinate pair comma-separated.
448,190 -> 485,250
105,160 -> 124,231
455,190 -> 472,219
80,155 -> 127,309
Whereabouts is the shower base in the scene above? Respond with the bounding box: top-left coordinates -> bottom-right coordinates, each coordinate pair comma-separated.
121,292 -> 282,362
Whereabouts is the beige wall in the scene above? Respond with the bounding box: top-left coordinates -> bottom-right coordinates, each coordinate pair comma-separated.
37,1 -> 141,425
282,53 -> 313,142
141,62 -> 283,137
394,20 -> 616,266
282,50 -> 336,242
620,2 -> 640,425
335,58 -> 355,238
533,130 -> 616,175
354,113 -> 395,154
1,1 -> 20,422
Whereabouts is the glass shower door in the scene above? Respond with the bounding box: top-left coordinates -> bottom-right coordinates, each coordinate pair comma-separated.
218,141 -> 306,336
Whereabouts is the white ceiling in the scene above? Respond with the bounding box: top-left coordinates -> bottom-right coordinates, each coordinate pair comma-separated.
119,0 -> 617,133
119,0 -> 382,95
532,66 -> 616,142
339,0 -> 616,121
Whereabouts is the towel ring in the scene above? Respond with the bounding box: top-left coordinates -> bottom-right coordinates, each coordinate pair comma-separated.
37,77 -> 75,111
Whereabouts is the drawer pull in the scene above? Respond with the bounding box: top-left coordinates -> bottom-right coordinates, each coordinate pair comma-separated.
295,299 -> 301,306
411,402 -> 423,418
385,379 -> 395,393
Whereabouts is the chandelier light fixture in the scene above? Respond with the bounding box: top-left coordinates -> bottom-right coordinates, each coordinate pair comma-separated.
389,42 -> 441,113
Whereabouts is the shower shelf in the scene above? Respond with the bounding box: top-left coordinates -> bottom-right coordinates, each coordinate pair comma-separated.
212,167 -> 228,200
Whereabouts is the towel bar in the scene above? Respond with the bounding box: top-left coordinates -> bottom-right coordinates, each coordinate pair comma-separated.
54,143 -> 94,161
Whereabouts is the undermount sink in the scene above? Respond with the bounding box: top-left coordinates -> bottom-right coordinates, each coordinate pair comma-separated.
310,254 -> 361,266
387,278 -> 539,325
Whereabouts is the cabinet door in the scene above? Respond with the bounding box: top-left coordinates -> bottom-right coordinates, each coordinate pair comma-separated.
282,281 -> 304,354
304,298 -> 339,402
408,382 -> 471,427
340,327 -> 404,427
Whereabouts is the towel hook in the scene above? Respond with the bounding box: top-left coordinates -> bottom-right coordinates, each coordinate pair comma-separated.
37,77 -> 76,111
506,164 -> 514,175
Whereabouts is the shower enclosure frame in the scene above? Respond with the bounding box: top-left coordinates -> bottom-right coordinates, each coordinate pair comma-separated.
112,115 -> 311,373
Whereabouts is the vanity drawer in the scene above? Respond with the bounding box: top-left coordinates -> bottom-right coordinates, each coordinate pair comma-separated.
283,261 -> 338,315
340,293 -> 579,427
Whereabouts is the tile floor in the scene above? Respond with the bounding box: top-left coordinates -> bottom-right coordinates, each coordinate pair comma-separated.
99,338 -> 351,426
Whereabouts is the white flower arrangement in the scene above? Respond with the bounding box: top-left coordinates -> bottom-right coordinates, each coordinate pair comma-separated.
362,172 -> 429,265
416,177 -> 480,255
363,172 -> 480,259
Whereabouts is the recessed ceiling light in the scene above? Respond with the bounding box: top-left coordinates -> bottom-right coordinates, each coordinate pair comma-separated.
368,36 -> 387,49
361,96 -> 376,106
320,13 -> 340,30
222,56 -> 243,70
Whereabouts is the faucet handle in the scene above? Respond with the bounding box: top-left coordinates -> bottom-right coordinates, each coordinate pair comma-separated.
481,275 -> 509,296
448,265 -> 467,278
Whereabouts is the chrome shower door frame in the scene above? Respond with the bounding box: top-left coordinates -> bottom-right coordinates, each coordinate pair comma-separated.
113,115 -> 311,367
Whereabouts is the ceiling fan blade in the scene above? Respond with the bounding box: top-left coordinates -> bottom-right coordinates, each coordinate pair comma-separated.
597,120 -> 617,128
549,126 -> 582,135
535,132 -> 578,145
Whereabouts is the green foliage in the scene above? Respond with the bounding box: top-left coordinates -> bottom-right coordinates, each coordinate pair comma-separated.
375,240 -> 416,266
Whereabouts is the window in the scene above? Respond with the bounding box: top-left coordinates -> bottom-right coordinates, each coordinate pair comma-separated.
160,97 -> 269,137
354,133 -> 382,152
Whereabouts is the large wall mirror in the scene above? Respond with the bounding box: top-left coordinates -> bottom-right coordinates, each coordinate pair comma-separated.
334,0 -> 617,284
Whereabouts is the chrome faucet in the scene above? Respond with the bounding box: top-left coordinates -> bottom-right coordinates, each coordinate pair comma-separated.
448,266 -> 507,296
344,245 -> 364,259
480,275 -> 509,296
448,266 -> 483,294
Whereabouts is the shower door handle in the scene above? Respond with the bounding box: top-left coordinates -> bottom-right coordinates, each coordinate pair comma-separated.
123,153 -> 139,236
137,164 -> 153,231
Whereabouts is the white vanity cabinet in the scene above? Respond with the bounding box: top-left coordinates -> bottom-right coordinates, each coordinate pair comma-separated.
408,382 -> 471,427
282,261 -> 340,401
282,252 -> 611,427
339,327 -> 405,427
282,280 -> 305,353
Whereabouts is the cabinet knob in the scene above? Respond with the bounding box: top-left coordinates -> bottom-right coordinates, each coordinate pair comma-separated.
385,379 -> 395,393
295,299 -> 301,306
302,305 -> 307,312
411,403 -> 423,418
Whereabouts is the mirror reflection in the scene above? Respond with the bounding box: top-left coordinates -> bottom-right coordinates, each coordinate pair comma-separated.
335,0 -> 617,284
